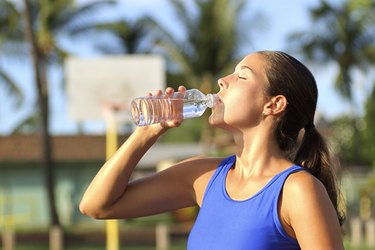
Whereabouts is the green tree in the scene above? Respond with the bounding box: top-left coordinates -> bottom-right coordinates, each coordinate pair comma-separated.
361,83 -> 375,165
148,0 -> 255,90
288,0 -> 375,165
0,0 -> 24,108
145,0 -> 256,148
21,0 -> 114,227
71,17 -> 152,54
329,115 -> 357,165
289,0 -> 375,100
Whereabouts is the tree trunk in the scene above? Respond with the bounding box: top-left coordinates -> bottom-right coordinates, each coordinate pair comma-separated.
22,0 -> 60,226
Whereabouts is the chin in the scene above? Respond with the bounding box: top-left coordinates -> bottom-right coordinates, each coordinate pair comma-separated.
208,115 -> 219,126
208,115 -> 228,130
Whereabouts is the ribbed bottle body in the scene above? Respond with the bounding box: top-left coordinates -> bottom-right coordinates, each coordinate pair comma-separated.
131,89 -> 218,126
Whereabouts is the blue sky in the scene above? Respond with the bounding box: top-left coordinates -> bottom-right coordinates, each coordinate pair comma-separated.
1,0 -> 372,135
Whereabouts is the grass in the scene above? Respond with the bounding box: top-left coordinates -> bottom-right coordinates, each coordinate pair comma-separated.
344,238 -> 374,250
6,241 -> 187,250
3,239 -> 375,250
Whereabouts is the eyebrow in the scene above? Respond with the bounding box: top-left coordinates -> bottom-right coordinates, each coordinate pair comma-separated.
240,65 -> 253,72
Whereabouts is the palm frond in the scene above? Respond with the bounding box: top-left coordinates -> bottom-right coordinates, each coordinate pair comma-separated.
42,0 -> 115,34
288,0 -> 375,102
0,68 -> 23,107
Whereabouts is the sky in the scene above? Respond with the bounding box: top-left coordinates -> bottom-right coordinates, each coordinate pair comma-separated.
0,0 -> 373,135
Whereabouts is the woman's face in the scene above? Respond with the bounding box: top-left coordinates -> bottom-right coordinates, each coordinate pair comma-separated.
209,53 -> 270,131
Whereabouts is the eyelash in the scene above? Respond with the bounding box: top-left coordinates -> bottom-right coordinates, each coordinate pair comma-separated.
239,76 -> 246,80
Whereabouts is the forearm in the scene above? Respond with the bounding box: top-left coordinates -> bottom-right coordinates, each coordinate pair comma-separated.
79,126 -> 164,217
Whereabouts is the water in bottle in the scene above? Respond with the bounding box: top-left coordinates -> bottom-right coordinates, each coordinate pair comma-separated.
131,89 -> 219,126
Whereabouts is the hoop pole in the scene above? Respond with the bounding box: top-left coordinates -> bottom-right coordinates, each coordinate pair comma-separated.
105,110 -> 119,250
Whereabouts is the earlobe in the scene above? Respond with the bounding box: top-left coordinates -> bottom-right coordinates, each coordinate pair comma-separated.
263,110 -> 270,115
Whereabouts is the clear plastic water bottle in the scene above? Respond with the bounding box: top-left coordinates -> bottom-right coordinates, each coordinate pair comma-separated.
131,89 -> 219,126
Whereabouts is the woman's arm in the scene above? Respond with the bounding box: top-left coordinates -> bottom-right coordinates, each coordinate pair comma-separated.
281,171 -> 344,250
79,86 -> 221,219
79,124 -> 220,219
79,125 -> 174,219
79,87 -> 186,219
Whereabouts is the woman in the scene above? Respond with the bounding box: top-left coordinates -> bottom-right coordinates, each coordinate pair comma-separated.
80,51 -> 344,249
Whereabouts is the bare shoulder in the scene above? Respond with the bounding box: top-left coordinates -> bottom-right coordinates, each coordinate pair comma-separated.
172,156 -> 225,206
282,170 -> 332,215
176,156 -> 225,184
283,170 -> 327,198
281,169 -> 344,249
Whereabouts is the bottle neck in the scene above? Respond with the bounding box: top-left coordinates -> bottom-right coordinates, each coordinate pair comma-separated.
206,94 -> 219,108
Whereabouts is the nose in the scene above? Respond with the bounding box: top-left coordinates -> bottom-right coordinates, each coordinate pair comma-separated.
217,77 -> 227,90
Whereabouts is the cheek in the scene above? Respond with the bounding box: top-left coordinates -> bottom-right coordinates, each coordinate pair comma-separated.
209,88 -> 264,128
225,96 -> 263,126
209,103 -> 246,128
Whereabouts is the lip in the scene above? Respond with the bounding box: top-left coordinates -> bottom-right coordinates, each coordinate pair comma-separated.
216,94 -> 223,104
212,94 -> 223,110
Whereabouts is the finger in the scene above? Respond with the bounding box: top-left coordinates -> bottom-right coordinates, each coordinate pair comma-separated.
162,118 -> 182,128
155,90 -> 163,96
177,85 -> 186,93
165,87 -> 175,98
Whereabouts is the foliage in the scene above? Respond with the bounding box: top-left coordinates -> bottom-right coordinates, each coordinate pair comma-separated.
288,0 -> 375,166
0,0 -> 24,107
329,112 -> 375,167
17,0 -> 116,227
140,0 -> 259,146
70,17 -> 152,54
288,0 -> 375,101
360,83 -> 375,166
160,118 -> 203,143
329,115 -> 357,165
26,0 -> 115,64
147,0 -> 254,91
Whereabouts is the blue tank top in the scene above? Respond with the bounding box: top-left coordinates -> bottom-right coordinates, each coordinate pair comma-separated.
187,155 -> 303,250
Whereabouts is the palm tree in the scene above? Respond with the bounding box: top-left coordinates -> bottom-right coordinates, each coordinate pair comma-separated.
288,0 -> 375,101
148,0 -> 252,91
142,0 -> 257,151
0,67 -> 23,107
288,0 -> 375,165
21,0 -> 115,227
0,0 -> 24,108
71,17 -> 152,54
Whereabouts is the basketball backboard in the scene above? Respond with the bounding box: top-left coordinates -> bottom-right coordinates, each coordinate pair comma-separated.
66,55 -> 165,122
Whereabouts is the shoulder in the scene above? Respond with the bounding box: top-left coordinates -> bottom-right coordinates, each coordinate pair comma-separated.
173,156 -> 227,206
177,156 -> 226,186
282,170 -> 330,212
163,156 -> 226,184
172,156 -> 225,176
280,169 -> 343,248
284,169 -> 327,198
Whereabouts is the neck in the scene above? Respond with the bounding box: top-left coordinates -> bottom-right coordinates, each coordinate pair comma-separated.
231,127 -> 290,178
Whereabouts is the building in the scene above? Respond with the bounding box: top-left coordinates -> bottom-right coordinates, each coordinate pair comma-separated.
0,135 -> 204,229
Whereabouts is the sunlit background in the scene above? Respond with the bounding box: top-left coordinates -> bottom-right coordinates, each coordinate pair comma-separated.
0,0 -> 375,249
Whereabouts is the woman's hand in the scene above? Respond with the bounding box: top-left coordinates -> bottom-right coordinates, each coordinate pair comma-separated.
137,86 -> 186,135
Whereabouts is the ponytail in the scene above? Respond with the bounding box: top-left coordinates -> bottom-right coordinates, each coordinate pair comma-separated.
294,127 -> 345,226
259,50 -> 345,226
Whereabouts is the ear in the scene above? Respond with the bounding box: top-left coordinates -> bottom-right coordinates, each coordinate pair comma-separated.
263,95 -> 288,116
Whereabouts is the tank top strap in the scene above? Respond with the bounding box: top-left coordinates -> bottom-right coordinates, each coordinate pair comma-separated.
270,165 -> 306,243
268,165 -> 306,205
271,165 -> 305,188
202,155 -> 235,202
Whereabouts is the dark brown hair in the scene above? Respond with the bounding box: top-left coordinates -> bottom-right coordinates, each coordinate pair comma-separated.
259,50 -> 345,226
